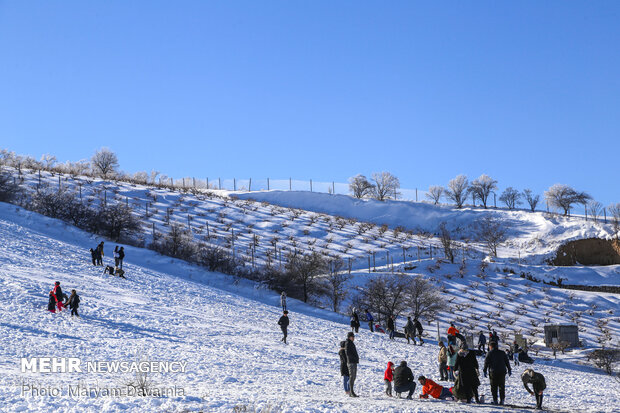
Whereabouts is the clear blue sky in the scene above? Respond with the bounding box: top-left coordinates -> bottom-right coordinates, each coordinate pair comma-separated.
1,1 -> 619,204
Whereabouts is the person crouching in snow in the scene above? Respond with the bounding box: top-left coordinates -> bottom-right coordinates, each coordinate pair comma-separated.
47,291 -> 57,313
338,341 -> 350,395
393,361 -> 416,399
68,289 -> 80,317
278,310 -> 289,344
522,368 -> 546,410
418,376 -> 454,400
384,361 -> 394,397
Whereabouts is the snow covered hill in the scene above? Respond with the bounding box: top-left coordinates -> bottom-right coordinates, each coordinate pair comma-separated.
1,203 -> 619,412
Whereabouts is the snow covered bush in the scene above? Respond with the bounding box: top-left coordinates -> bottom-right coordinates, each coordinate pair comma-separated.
545,184 -> 591,215
426,185 -> 444,205
499,187 -> 522,209
446,175 -> 470,208
470,174 -> 497,208
91,147 -> 120,179
370,171 -> 400,201
523,189 -> 540,212
587,348 -> 620,375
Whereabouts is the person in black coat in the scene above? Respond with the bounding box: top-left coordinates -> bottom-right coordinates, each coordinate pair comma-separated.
414,318 -> 424,345
522,368 -> 546,409
393,360 -> 416,399
350,309 -> 360,333
345,332 -> 359,397
89,248 -> 97,266
338,341 -> 350,395
278,311 -> 289,344
68,289 -> 80,317
96,242 -> 105,265
453,344 -> 481,403
387,315 -> 395,340
47,291 -> 57,313
483,341 -> 512,405
93,246 -> 102,266
119,246 -> 125,269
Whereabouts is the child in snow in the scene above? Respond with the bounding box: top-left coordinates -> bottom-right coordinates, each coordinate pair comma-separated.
68,289 -> 80,317
447,344 -> 457,381
53,281 -> 63,312
47,291 -> 57,313
418,376 -> 454,400
338,341 -> 350,395
384,361 -> 394,396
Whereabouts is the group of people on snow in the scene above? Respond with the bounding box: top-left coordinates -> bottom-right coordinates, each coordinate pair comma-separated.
89,242 -> 126,277
47,281 -> 80,317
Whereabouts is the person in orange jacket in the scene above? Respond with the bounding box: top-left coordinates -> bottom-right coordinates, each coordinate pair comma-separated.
447,323 -> 459,345
418,376 -> 454,400
384,361 -> 395,397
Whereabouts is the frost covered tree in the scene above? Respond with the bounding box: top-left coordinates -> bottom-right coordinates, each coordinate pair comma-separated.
470,174 -> 497,208
476,215 -> 506,257
348,174 -> 374,199
426,186 -> 444,205
545,184 -> 591,215
523,189 -> 540,212
438,222 -> 455,264
587,201 -> 603,221
445,175 -> 469,208
91,148 -> 119,179
499,187 -> 522,209
371,172 -> 400,201
40,154 -> 57,169
608,203 -> 620,238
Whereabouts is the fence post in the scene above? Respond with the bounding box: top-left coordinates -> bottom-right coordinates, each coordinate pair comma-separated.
152,222 -> 155,237
416,188 -> 418,202
368,255 -> 371,273
604,208 -> 607,223
249,178 -> 252,191
234,178 -> 236,191
219,178 -> 221,190
332,181 -> 335,194
207,177 -> 209,189
494,193 -> 497,208
183,178 -> 185,187
585,207 -> 587,221
310,179 -> 313,192
193,177 -> 196,188
170,178 -> 173,187
126,196 -> 129,207
267,178 -> 270,190
104,189 -> 107,207
58,175 -> 61,192
289,177 -> 292,191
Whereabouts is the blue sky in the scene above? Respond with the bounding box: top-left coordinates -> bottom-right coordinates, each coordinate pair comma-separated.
1,1 -> 619,205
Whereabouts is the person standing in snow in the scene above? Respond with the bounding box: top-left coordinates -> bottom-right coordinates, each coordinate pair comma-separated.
345,332 -> 359,397
365,309 -> 374,332
512,341 -> 521,366
47,291 -> 57,313
384,361 -> 394,396
522,368 -> 546,410
338,341 -> 350,396
114,246 -> 120,268
483,341 -> 512,405
68,289 -> 80,317
350,309 -> 360,333
492,329 -> 499,344
280,292 -> 287,312
393,360 -> 416,399
478,331 -> 487,354
52,281 -> 64,312
447,344 -> 457,382
438,341 -> 449,381
278,310 -> 289,344
453,343 -> 481,404
387,315 -> 395,340
447,323 -> 459,346
118,246 -> 125,269
404,316 -> 415,344
96,242 -> 105,265
414,318 -> 424,345
89,248 -> 97,266
93,245 -> 103,266
418,376 -> 454,400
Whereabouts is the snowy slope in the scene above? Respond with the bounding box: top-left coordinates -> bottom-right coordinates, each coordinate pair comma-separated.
1,204 -> 619,412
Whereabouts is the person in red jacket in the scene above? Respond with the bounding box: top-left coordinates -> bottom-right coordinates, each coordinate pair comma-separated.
447,323 -> 459,345
384,361 -> 394,397
418,376 -> 454,400
52,282 -> 64,312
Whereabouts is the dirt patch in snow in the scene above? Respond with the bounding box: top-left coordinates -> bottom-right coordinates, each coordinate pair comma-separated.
551,238 -> 620,266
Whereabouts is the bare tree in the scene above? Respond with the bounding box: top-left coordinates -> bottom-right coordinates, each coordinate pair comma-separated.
476,215 -> 507,257
325,257 -> 351,312
523,189 -> 540,212
286,252 -> 328,303
499,187 -> 522,209
470,174 -> 497,208
0,171 -> 21,202
545,184 -> 591,215
405,275 -> 444,321
609,203 -> 620,239
91,148 -> 120,179
150,223 -> 196,260
358,274 -> 409,322
587,200 -> 603,221
446,175 -> 469,208
439,222 -> 455,264
348,174 -> 374,199
40,154 -> 57,169
426,186 -> 444,205
371,172 -> 400,201
587,348 -> 620,375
